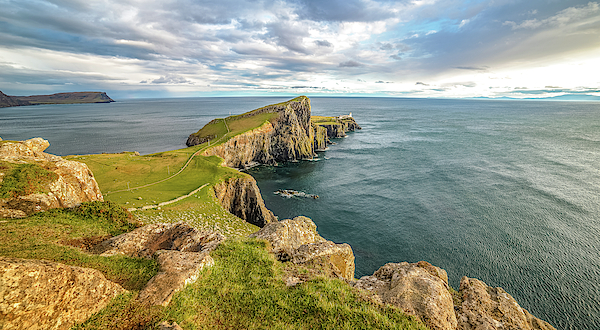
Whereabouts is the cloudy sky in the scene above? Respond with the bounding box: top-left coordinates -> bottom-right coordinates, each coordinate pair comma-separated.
1,0 -> 599,99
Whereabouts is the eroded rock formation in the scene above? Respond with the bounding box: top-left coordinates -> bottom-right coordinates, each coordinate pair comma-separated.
250,216 -> 355,281
92,222 -> 223,306
213,176 -> 276,227
0,138 -> 103,218
354,262 -> 557,330
0,257 -> 126,330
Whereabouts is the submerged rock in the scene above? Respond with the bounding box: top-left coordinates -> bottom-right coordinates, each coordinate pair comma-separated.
0,257 -> 125,330
274,189 -> 319,199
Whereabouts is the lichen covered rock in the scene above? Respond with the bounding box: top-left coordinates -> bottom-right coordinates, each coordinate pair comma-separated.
354,261 -> 457,330
93,222 -> 224,258
0,257 -> 126,330
137,250 -> 214,306
456,276 -> 556,330
250,216 -> 355,281
0,138 -> 103,217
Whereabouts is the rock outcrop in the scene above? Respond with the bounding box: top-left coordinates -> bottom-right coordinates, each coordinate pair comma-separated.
354,261 -> 457,330
250,216 -> 355,281
213,176 -> 276,227
456,277 -> 556,330
354,262 -> 557,330
92,222 -> 222,306
137,250 -> 214,306
0,257 -> 126,330
93,222 -> 224,258
0,138 -> 103,218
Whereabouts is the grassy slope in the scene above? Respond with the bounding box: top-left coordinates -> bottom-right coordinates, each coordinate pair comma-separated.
78,239 -> 428,330
0,203 -> 158,291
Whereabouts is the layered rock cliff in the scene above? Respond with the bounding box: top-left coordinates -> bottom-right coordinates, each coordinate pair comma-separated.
213,176 -> 276,227
0,138 -> 103,218
197,96 -> 319,169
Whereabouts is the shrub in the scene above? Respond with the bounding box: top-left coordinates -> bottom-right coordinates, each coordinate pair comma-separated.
70,201 -> 138,235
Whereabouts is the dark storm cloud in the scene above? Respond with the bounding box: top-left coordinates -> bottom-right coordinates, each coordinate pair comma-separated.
315,40 -> 332,47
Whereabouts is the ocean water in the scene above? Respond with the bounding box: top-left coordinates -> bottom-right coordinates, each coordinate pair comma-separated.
2,97 -> 600,329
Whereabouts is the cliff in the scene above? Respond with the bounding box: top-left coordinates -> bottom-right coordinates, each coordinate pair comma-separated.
0,90 -> 114,108
0,137 -> 103,218
0,91 -> 30,108
189,96 -> 359,169
213,176 -> 277,227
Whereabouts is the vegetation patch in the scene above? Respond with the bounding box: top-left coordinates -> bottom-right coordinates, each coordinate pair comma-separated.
159,239 -> 427,330
0,161 -> 58,198
0,204 -> 158,290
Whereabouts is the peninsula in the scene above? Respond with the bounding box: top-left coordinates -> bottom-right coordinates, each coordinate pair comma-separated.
0,96 -> 556,330
0,90 -> 114,108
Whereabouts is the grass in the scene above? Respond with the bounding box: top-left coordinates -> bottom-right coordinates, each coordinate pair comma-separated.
77,239 -> 427,330
68,145 -> 258,238
0,161 -> 59,198
0,202 -> 158,291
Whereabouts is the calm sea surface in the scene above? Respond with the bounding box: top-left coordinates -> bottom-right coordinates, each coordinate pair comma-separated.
2,97 -> 600,329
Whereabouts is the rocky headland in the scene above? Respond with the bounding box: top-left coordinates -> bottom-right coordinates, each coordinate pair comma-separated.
0,90 -> 114,108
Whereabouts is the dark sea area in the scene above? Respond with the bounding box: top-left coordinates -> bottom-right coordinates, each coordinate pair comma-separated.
2,96 -> 600,329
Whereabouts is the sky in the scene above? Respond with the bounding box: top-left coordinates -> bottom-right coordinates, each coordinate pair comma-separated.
1,0 -> 599,99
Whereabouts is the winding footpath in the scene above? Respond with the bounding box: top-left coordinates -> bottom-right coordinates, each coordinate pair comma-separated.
106,118 -> 230,195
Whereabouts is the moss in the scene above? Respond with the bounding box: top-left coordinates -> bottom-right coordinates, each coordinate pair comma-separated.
0,161 -> 58,198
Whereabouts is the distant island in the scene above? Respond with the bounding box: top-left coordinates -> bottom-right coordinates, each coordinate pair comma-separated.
0,90 -> 114,108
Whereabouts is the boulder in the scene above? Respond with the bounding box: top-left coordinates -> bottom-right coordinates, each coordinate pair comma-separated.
456,277 -> 556,330
137,250 -> 214,306
354,261 -> 457,330
93,222 -> 224,258
250,216 -> 355,281
249,216 -> 326,260
0,138 -> 103,217
292,241 -> 355,280
0,257 -> 126,330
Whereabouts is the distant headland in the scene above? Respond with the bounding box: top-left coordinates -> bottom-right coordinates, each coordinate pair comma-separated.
0,90 -> 114,108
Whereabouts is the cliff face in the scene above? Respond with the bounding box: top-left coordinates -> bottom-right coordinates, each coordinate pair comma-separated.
0,138 -> 103,218
213,176 -> 277,227
197,96 -> 326,169
0,90 -> 114,108
0,91 -> 29,108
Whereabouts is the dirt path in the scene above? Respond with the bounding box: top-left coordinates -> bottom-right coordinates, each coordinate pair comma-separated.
106,118 -> 230,195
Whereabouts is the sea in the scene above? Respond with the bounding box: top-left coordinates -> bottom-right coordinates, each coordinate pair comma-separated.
2,97 -> 600,330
